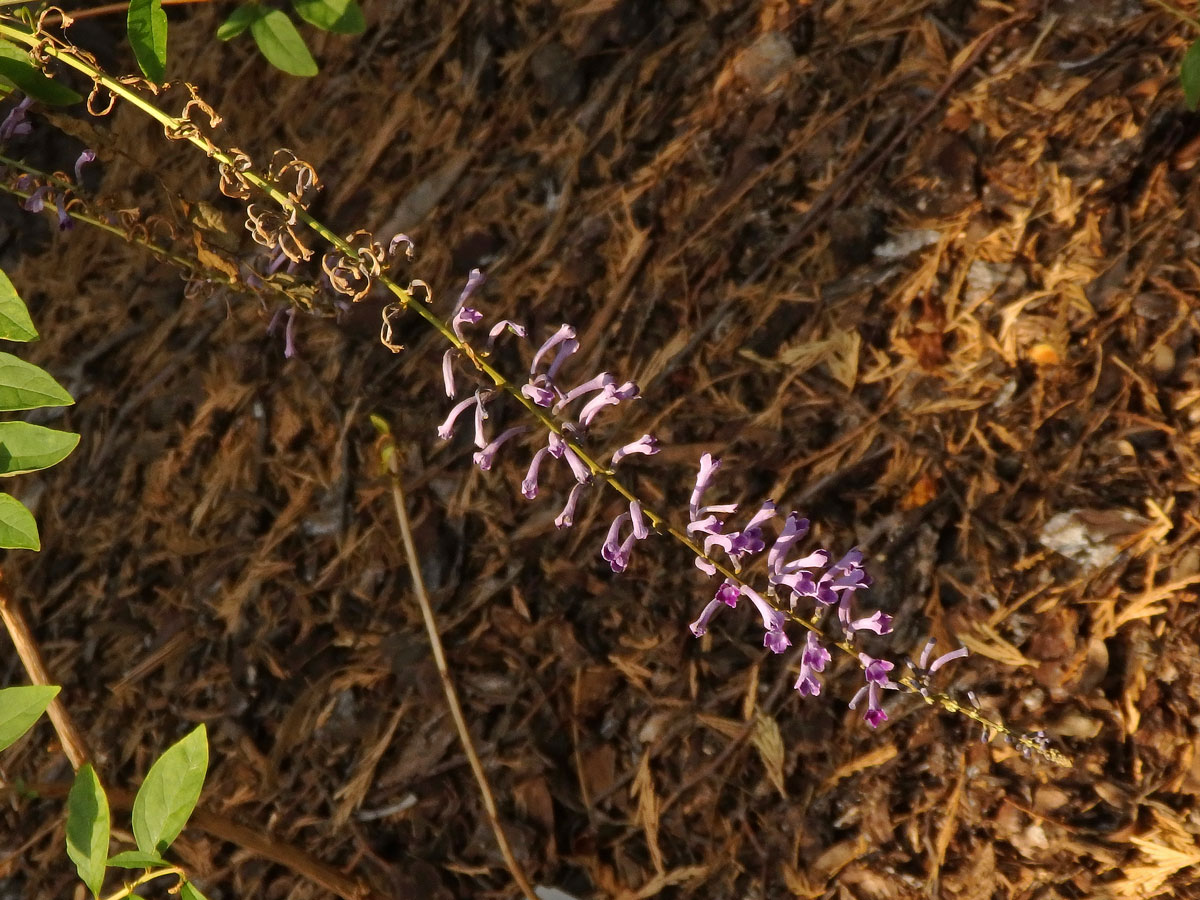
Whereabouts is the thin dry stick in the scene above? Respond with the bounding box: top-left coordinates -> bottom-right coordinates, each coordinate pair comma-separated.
0,567 -> 90,769
382,440 -> 539,900
41,0 -> 210,25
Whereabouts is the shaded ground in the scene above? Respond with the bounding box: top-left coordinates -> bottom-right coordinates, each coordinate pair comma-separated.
3,0 -> 1200,897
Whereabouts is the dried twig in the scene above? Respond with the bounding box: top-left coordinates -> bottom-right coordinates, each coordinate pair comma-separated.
0,567 -> 90,769
381,434 -> 539,900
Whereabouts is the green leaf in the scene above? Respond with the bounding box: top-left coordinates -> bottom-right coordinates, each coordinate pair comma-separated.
106,850 -> 169,869
0,422 -> 78,476
179,882 -> 211,900
0,269 -> 38,342
217,4 -> 263,40
0,493 -> 39,550
127,0 -> 168,83
0,353 -> 73,411
66,764 -> 110,898
0,58 -> 81,106
0,684 -> 59,751
131,724 -> 208,855
250,10 -> 318,77
291,0 -> 364,34
1184,39 -> 1200,111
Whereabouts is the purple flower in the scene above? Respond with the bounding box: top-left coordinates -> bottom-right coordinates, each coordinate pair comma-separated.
555,482 -> 586,528
768,514 -> 810,574
0,97 -> 32,141
74,149 -> 95,184
442,349 -> 457,397
860,653 -> 894,685
578,380 -> 638,427
554,372 -> 614,411
918,639 -> 969,673
715,580 -> 739,607
741,585 -> 790,653
55,193 -> 72,231
521,375 -> 556,407
611,434 -> 659,466
473,391 -> 489,449
561,446 -> 592,484
629,500 -> 649,539
689,599 -> 723,637
531,324 -> 576,375
452,306 -> 483,340
486,319 -> 527,349
437,395 -> 476,440
689,453 -> 722,519
794,632 -> 831,696
453,268 -> 484,312
522,447 -> 549,499
22,185 -> 48,213
473,425 -> 528,471
848,610 -> 892,636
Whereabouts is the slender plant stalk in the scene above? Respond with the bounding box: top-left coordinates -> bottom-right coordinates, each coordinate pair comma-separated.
380,426 -> 540,900
0,17 -> 1071,767
42,0 -> 211,25
0,567 -> 90,768
100,867 -> 184,900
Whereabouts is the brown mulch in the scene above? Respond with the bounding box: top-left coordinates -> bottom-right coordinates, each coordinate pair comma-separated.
4,0 -> 1200,898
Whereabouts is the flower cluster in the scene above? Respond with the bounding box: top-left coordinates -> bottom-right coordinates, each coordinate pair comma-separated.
436,272 -> 660,568
681,452 -> 956,727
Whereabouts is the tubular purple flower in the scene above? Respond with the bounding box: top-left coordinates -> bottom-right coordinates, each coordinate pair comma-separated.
694,556 -> 717,576
740,585 -> 790,652
22,185 -> 48,213
486,319 -> 527,349
794,632 -> 831,696
555,482 -> 586,528
74,149 -> 96,183
521,376 -> 555,407
547,431 -> 566,459
473,425 -> 529,471
546,336 -> 580,381
453,268 -> 485,313
687,514 -> 723,535
609,533 -> 637,573
473,391 -> 489,449
452,306 -> 483,340
442,349 -> 457,397
0,97 -> 32,141
55,193 -> 72,231
629,500 -> 649,539
769,514 -> 810,575
531,324 -> 576,375
689,453 -> 722,519
601,513 -> 631,564
522,447 -> 549,499
716,581 -> 740,607
689,599 -> 724,638
611,434 -> 659,466
578,387 -> 621,427
437,395 -> 476,440
860,654 -> 894,684
562,446 -> 593,484
554,372 -> 614,411
929,646 -> 969,673
848,610 -> 893,636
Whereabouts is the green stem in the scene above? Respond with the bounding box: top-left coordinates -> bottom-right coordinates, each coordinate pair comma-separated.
100,866 -> 185,900
0,18 -> 1070,768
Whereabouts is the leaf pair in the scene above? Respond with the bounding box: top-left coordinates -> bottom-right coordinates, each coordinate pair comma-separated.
218,0 -> 365,78
66,725 -> 209,898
